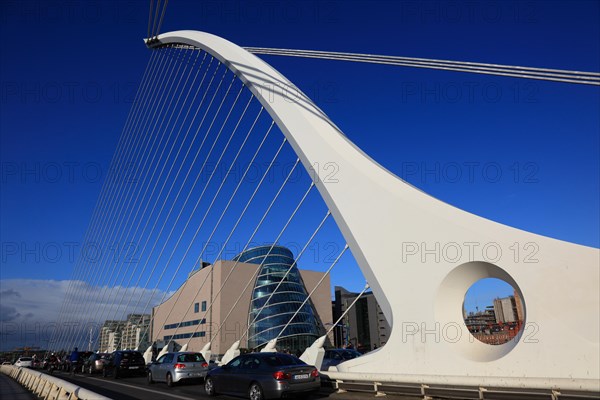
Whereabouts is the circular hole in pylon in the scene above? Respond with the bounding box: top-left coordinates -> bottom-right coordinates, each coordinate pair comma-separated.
463,278 -> 525,346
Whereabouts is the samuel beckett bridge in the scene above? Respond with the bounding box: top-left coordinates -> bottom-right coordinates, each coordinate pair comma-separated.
4,2 -> 599,400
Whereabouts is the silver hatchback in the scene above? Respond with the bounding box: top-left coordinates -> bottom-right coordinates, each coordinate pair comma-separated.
147,352 -> 208,387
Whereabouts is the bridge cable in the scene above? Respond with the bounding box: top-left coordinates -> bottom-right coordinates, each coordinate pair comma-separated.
133,88 -> 257,349
178,135 -> 289,346
147,0 -> 154,40
61,46 -> 184,350
325,283 -> 371,338
155,0 -> 169,41
245,47 -> 600,85
49,47 -> 170,354
61,47 -> 183,350
194,158 -> 304,346
90,51 -> 208,350
46,49 -> 162,356
94,60 -> 230,351
149,105 -> 266,348
67,46 -> 193,350
121,71 -> 245,350
111,60 -> 229,347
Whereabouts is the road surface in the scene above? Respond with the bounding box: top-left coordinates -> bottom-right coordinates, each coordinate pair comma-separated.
45,370 -> 420,400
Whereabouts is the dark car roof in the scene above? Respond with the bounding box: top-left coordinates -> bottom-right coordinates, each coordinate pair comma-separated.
239,352 -> 306,366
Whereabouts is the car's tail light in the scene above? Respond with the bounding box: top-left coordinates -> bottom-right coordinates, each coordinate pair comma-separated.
310,369 -> 319,378
174,363 -> 186,369
273,371 -> 291,380
201,362 -> 208,368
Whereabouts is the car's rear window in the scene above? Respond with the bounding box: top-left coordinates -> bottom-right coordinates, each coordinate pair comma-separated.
262,354 -> 305,366
177,353 -> 205,363
121,352 -> 144,362
19,357 -> 32,361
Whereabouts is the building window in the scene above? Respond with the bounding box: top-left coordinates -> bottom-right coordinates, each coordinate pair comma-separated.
201,301 -> 207,312
194,303 -> 199,313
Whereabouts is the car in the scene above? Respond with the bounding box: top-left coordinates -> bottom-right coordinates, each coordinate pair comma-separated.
147,351 -> 208,387
83,353 -> 110,374
204,352 -> 320,400
102,351 -> 146,379
321,349 -> 362,371
14,357 -> 33,368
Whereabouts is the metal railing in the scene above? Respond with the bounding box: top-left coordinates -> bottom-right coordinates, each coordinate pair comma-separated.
323,374 -> 600,400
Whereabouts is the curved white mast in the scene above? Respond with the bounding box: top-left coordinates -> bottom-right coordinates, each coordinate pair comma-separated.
149,31 -> 599,391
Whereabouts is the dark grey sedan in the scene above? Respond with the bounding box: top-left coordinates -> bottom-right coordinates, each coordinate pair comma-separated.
147,352 -> 208,387
204,352 -> 320,400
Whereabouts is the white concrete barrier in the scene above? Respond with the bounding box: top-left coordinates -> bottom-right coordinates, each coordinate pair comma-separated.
0,365 -> 112,400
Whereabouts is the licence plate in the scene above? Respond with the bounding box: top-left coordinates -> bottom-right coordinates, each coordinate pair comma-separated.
129,366 -> 140,369
294,374 -> 309,380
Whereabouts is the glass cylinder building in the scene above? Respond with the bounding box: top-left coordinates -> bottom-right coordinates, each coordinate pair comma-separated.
233,245 -> 322,352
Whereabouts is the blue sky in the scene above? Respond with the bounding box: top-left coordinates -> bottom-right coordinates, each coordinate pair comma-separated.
1,1 -> 599,343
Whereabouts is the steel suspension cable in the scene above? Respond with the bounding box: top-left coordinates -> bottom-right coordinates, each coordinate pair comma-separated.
245,47 -> 600,85
114,61 -> 228,341
82,51 -> 207,349
325,283 -> 371,337
63,47 -> 185,350
154,105 -> 266,344
133,85 -> 251,347
122,70 -> 242,346
47,49 -> 161,355
51,48 -> 168,352
104,53 -> 213,350
179,123 -> 280,347
59,48 -> 173,350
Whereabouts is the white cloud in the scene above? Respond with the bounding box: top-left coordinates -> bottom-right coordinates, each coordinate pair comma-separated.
0,279 -> 170,351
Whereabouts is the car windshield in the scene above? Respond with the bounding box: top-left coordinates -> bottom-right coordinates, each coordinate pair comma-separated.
262,354 -> 305,367
177,353 -> 205,363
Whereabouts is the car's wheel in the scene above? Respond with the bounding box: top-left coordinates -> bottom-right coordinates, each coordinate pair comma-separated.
248,382 -> 264,400
147,371 -> 154,385
205,377 -> 216,396
166,372 -> 175,387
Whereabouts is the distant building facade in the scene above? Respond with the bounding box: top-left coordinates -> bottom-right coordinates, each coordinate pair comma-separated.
493,296 -> 518,323
121,314 -> 151,350
151,245 -> 332,357
98,320 -> 122,353
332,286 -> 391,352
98,314 -> 151,352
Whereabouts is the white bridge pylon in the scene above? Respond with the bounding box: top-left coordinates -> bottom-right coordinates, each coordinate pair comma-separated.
152,31 -> 599,391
